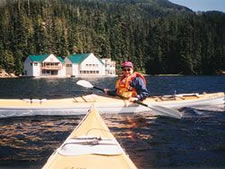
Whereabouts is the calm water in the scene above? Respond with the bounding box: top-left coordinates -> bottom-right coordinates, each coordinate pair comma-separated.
0,76 -> 225,169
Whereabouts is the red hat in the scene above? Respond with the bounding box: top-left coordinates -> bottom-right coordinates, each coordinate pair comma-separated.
121,61 -> 133,68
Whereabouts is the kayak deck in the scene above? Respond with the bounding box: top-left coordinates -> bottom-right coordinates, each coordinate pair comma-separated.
148,92 -> 224,108
42,106 -> 137,169
0,92 -> 223,118
0,92 -> 223,107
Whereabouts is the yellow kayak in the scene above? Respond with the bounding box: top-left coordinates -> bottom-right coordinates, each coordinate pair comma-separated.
0,92 -> 223,118
42,105 -> 137,169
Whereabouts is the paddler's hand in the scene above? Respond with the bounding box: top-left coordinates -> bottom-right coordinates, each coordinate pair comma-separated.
129,97 -> 139,102
103,88 -> 109,95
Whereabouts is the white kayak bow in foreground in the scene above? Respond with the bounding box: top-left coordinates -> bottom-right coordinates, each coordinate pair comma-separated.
42,106 -> 137,169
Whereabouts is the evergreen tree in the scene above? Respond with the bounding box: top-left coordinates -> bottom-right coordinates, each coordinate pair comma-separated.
0,0 -> 224,75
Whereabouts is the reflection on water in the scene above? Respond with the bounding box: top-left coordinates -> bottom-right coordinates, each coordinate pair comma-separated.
0,76 -> 225,169
0,76 -> 225,99
0,106 -> 225,169
0,116 -> 80,161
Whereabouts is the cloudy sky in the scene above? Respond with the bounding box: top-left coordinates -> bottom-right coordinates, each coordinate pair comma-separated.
169,0 -> 225,12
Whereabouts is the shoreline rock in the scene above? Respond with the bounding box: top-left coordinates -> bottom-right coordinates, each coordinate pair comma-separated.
0,69 -> 17,78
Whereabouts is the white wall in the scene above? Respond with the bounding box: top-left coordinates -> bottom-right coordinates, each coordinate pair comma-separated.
43,54 -> 60,63
101,58 -> 116,75
59,63 -> 66,77
24,54 -> 65,77
33,62 -> 41,76
24,57 -> 33,76
43,54 -> 65,77
24,57 -> 41,77
64,57 -> 73,76
72,64 -> 79,76
64,57 -> 79,76
24,53 -> 116,77
79,53 -> 105,75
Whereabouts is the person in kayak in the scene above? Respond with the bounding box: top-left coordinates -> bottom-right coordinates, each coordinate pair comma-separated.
104,61 -> 149,101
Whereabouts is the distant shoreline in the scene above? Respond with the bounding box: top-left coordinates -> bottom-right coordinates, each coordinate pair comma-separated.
0,72 -> 224,79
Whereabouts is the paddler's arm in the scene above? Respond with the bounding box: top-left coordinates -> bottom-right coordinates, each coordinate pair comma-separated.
130,77 -> 149,101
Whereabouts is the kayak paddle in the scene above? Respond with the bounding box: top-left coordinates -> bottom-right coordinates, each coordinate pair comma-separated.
76,80 -> 183,119
76,80 -> 105,92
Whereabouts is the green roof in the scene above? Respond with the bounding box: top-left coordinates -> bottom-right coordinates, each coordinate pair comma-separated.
67,53 -> 104,65
28,54 -> 49,62
28,54 -> 64,63
68,53 -> 90,64
57,56 -> 65,63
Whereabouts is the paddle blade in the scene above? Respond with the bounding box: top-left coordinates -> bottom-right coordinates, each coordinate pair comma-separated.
76,80 -> 94,88
134,100 -> 183,119
149,105 -> 183,119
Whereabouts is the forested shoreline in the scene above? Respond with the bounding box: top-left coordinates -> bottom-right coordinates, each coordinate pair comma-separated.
0,0 -> 224,75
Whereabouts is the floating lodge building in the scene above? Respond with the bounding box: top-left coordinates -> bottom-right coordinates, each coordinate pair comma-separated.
24,53 -> 116,78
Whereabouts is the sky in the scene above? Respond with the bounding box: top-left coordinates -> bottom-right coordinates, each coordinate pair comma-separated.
169,0 -> 225,12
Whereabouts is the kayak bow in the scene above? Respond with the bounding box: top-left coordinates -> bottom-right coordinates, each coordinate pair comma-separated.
42,105 -> 137,169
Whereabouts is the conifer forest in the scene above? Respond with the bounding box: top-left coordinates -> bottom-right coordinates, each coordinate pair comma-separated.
0,0 -> 224,75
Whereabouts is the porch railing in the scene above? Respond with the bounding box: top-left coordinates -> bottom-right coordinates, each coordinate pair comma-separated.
41,66 -> 61,70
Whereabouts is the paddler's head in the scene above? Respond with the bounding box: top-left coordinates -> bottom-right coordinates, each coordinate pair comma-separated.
121,61 -> 133,77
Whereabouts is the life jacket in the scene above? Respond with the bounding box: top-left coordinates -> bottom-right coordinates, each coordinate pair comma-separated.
116,72 -> 146,99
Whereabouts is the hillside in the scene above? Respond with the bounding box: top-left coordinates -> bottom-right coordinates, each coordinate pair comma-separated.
0,0 -> 224,75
